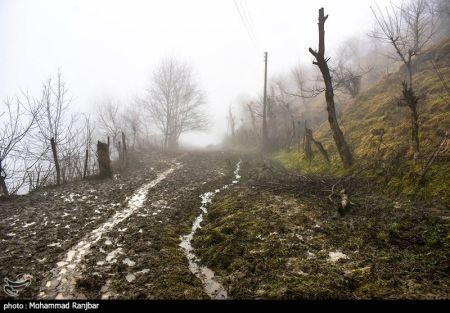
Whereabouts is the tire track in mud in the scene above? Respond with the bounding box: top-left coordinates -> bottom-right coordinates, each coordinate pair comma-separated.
179,160 -> 241,299
38,161 -> 182,299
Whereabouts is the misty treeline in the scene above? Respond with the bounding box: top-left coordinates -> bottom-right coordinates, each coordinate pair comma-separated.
225,0 -> 449,167
0,57 -> 206,196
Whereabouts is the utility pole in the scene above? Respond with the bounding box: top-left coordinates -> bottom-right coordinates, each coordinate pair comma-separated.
262,51 -> 268,152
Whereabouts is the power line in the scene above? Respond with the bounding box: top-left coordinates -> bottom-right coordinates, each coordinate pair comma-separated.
233,0 -> 258,49
241,0 -> 257,39
237,0 -> 256,40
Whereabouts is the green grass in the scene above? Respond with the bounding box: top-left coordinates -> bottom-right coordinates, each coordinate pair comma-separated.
275,39 -> 450,205
274,150 -> 345,176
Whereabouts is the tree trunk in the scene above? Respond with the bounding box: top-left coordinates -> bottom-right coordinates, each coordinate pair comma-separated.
304,127 -> 313,160
0,158 -> 9,196
297,121 -> 302,152
122,132 -> 127,167
309,8 -> 353,168
411,107 -> 420,160
83,149 -> 89,179
50,137 -> 61,185
0,177 -> 8,197
262,52 -> 269,152
400,80 -> 420,160
312,137 -> 330,163
97,141 -> 112,179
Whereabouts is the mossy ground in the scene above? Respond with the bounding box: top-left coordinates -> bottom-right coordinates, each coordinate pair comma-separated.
274,148 -> 450,207
192,158 -> 450,299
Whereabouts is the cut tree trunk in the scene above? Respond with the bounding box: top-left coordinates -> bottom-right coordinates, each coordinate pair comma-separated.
97,141 -> 112,179
0,158 -> 9,196
309,8 -> 353,168
50,137 -> 61,185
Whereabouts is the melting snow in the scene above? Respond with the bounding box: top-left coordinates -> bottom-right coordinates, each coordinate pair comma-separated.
39,163 -> 181,299
328,251 -> 349,263
122,258 -> 136,267
23,222 -> 36,228
180,160 -> 242,300
105,248 -> 123,263
125,274 -> 136,283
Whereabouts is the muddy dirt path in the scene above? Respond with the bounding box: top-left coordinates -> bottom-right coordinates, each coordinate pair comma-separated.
1,151 -> 239,300
38,161 -> 182,299
71,152 -> 239,299
179,160 -> 241,299
0,152 -> 175,299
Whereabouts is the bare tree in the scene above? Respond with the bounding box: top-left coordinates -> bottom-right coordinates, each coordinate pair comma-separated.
32,70 -> 75,186
143,57 -> 207,150
122,104 -> 143,150
81,114 -> 95,179
309,7 -> 354,168
96,99 -> 122,156
0,97 -> 39,195
274,80 -> 296,150
371,0 -> 438,159
227,105 -> 236,145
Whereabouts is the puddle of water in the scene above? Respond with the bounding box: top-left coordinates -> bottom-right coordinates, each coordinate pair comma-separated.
180,160 -> 242,300
39,163 -> 181,299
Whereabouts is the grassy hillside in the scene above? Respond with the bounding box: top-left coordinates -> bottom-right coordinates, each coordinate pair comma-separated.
276,39 -> 450,204
316,39 -> 449,158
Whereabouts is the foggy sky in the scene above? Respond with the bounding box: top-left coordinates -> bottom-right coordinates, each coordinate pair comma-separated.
0,0 -> 390,146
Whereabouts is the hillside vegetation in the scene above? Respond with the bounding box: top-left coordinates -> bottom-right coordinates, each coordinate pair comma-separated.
276,39 -> 450,205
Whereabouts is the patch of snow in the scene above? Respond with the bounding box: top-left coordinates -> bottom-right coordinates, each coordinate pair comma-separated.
105,248 -> 123,263
66,251 -> 76,262
122,258 -> 136,267
23,222 -> 36,228
125,274 -> 136,283
328,251 -> 349,263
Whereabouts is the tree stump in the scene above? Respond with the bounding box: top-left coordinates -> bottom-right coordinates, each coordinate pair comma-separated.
97,141 -> 112,178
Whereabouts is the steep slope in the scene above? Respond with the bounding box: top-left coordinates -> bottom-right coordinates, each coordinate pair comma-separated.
275,39 -> 450,204
316,39 -> 450,160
